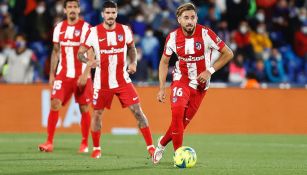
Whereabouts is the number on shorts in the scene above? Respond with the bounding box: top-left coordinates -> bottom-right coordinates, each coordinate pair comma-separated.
93,89 -> 99,100
173,87 -> 183,97
53,80 -> 62,90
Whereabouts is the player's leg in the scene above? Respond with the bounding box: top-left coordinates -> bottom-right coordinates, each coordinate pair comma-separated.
91,109 -> 103,158
118,83 -> 155,157
75,78 -> 93,153
183,89 -> 206,128
128,103 -> 155,156
78,104 -> 90,153
39,79 -> 72,152
153,82 -> 189,164
38,98 -> 62,152
90,88 -> 113,158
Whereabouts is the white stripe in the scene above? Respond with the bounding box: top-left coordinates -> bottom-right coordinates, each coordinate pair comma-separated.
65,26 -> 75,39
53,22 -> 63,43
173,61 -> 182,81
108,55 -> 119,89
185,38 -> 195,55
80,23 -> 90,43
93,67 -> 101,89
187,62 -> 198,89
107,31 -> 117,46
65,46 -> 75,78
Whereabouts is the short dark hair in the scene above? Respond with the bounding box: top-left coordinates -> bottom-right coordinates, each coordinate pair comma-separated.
176,3 -> 197,18
64,0 -> 80,8
102,0 -> 117,11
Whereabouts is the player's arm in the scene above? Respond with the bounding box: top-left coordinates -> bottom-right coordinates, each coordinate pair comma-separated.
78,45 -> 89,63
197,45 -> 233,83
77,47 -> 98,87
49,43 -> 60,85
127,43 -> 137,74
157,54 -> 170,103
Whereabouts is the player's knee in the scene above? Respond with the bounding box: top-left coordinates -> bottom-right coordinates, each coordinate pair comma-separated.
79,104 -> 89,113
51,99 -> 62,111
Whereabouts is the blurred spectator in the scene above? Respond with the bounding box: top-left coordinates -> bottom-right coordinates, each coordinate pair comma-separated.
0,14 -> 16,50
25,0 -> 53,42
3,34 -> 41,83
216,19 -> 231,45
233,21 -> 255,65
294,24 -> 307,82
228,53 -> 246,83
140,28 -> 160,81
294,23 -> 307,59
252,58 -> 267,82
271,0 -> 290,45
131,13 -> 147,37
250,23 -> 272,59
264,48 -> 287,83
226,0 -> 250,31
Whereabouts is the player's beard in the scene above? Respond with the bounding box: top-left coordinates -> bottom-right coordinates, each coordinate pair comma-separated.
68,12 -> 77,21
105,18 -> 115,27
183,24 -> 195,36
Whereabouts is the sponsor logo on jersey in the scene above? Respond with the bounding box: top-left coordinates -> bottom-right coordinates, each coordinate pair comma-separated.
118,34 -> 123,42
178,55 -> 205,62
132,97 -> 138,101
74,30 -> 81,37
93,99 -> 97,105
100,47 -> 124,54
195,42 -> 202,50
52,90 -> 56,95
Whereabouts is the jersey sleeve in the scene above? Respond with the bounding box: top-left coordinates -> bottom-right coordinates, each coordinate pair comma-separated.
163,32 -> 176,57
80,22 -> 91,44
82,28 -> 94,48
204,28 -> 225,51
123,25 -> 134,46
52,22 -> 62,44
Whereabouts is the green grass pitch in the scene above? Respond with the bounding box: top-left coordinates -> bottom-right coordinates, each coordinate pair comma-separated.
0,134 -> 307,175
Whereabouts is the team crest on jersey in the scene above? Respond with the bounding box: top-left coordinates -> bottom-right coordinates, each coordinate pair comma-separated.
74,30 -> 81,37
118,34 -> 123,42
172,97 -> 177,103
195,42 -> 202,50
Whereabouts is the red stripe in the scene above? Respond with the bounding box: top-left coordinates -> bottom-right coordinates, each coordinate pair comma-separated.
116,24 -> 126,87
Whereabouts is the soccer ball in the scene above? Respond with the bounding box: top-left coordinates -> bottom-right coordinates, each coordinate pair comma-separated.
173,146 -> 197,168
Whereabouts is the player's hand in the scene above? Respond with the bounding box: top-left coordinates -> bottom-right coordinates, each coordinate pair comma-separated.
197,70 -> 211,84
77,75 -> 87,88
49,74 -> 55,86
157,89 -> 166,103
127,63 -> 137,74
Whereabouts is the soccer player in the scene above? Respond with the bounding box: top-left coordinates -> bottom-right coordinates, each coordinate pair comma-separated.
77,0 -> 155,159
152,3 -> 234,164
38,0 -> 93,153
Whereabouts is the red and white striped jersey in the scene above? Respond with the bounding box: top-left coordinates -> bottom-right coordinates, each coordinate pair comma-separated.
53,19 -> 90,79
164,24 -> 225,90
83,23 -> 134,89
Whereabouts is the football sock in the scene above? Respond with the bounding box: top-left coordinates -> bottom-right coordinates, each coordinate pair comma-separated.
160,126 -> 172,147
47,110 -> 59,144
81,111 -> 91,145
91,130 -> 101,147
171,107 -> 185,151
140,126 -> 153,146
